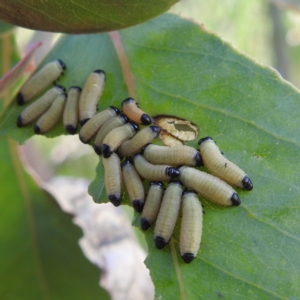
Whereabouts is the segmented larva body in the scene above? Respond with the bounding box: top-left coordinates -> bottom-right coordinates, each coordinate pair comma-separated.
118,125 -> 161,158
198,137 -> 253,191
79,70 -> 105,125
34,93 -> 66,134
121,159 -> 145,212
17,85 -> 66,127
132,154 -> 179,182
79,106 -> 119,144
17,59 -> 66,105
63,86 -> 81,134
154,181 -> 183,249
140,181 -> 164,231
102,153 -> 122,207
101,122 -> 139,158
178,166 -> 240,206
142,144 -> 203,167
180,190 -> 203,264
121,98 -> 151,125
93,114 -> 128,155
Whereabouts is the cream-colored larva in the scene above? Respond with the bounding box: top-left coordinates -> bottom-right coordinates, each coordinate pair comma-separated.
118,126 -> 161,158
79,70 -> 106,125
102,152 -> 122,207
142,144 -> 203,167
79,106 -> 119,144
132,154 -> 179,181
63,86 -> 81,134
180,190 -> 203,264
178,166 -> 240,206
101,122 -> 139,158
198,137 -> 253,191
121,98 -> 151,125
154,181 -> 183,249
17,59 -> 66,105
93,114 -> 128,155
121,159 -> 145,212
34,93 -> 66,134
17,85 -> 66,127
140,181 -> 164,231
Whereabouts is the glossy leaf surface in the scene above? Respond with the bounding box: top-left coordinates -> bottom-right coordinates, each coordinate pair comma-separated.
1,13 -> 300,299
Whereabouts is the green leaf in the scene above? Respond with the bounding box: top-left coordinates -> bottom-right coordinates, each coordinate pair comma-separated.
1,13 -> 300,298
0,0 -> 178,33
0,139 -> 110,299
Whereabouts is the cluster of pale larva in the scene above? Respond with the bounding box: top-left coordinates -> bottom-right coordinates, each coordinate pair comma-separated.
16,60 -> 253,264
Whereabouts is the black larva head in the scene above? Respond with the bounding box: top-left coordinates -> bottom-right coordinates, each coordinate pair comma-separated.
93,69 -> 106,77
57,59 -> 66,70
165,167 -> 180,178
182,189 -> 197,196
132,153 -> 140,161
198,136 -> 213,145
108,195 -> 121,207
242,176 -> 253,191
168,180 -> 182,186
154,236 -> 167,249
150,181 -> 163,187
140,143 -> 151,154
140,217 -> 151,231
140,114 -> 152,125
93,144 -> 102,156
181,253 -> 195,264
121,97 -> 135,107
121,158 -> 132,167
17,115 -> 24,127
119,114 -> 129,123
69,86 -> 82,92
55,85 -> 66,93
34,124 -> 42,135
149,125 -> 161,133
101,144 -> 113,158
132,200 -> 144,213
230,193 -> 241,206
194,152 -> 204,167
129,122 -> 139,132
16,93 -> 25,105
80,118 -> 90,126
65,125 -> 77,135
109,106 -> 120,115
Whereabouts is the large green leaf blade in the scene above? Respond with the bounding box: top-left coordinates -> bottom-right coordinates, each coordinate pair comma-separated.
0,0 -> 178,33
1,13 -> 300,299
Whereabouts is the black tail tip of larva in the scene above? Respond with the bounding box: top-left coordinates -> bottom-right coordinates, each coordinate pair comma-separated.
198,136 -> 213,145
132,200 -> 144,213
141,143 -> 151,154
109,106 -> 120,115
93,69 -> 106,77
80,118 -> 90,126
231,193 -> 241,206
65,125 -> 77,135
16,93 -> 25,105
129,122 -> 139,132
166,167 -> 180,178
149,125 -> 161,134
121,97 -> 135,106
242,176 -> 253,191
57,59 -> 66,70
154,236 -> 167,249
93,144 -> 102,155
34,124 -> 42,135
108,195 -> 121,207
17,115 -> 24,127
181,253 -> 195,264
141,114 -> 152,125
140,218 -> 151,231
101,144 -> 113,158
194,152 -> 204,167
